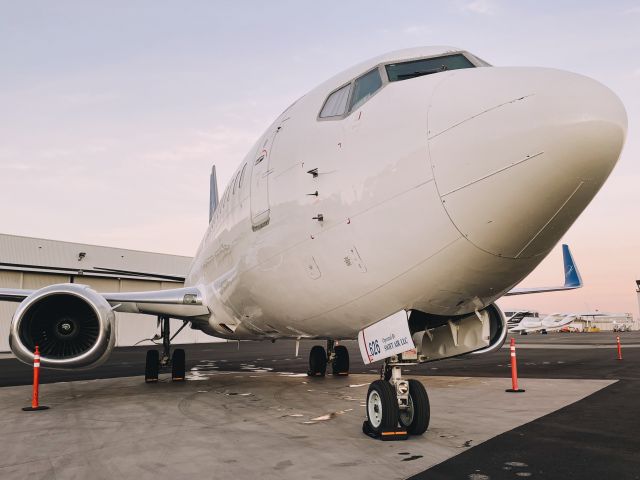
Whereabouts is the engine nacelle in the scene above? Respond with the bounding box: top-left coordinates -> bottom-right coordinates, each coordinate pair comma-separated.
409,304 -> 507,362
9,284 -> 116,369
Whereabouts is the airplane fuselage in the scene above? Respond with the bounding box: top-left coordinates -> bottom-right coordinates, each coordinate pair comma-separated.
185,46 -> 626,341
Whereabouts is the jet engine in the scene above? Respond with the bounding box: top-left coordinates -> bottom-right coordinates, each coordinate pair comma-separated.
9,284 -> 116,369
408,303 -> 507,362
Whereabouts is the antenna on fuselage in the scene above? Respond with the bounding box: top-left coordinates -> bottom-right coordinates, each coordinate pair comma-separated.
209,165 -> 219,222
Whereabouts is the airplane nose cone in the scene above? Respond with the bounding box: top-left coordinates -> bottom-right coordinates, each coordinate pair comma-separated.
428,67 -> 627,259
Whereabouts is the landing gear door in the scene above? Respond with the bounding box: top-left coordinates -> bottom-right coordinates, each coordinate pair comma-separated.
357,311 -> 416,364
250,147 -> 271,230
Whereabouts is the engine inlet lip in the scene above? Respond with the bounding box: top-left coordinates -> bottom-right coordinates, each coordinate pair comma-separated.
10,284 -> 112,368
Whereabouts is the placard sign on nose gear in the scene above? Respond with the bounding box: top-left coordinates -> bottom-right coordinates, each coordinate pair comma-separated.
357,310 -> 416,364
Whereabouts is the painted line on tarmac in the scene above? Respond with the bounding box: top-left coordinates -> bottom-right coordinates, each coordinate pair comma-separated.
501,343 -> 640,349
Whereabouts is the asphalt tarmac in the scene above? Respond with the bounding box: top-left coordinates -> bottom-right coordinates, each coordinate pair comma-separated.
1,331 -> 638,479
411,332 -> 640,479
2,332 -> 636,387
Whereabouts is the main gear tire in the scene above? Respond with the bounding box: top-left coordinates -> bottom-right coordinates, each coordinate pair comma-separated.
308,345 -> 327,376
332,345 -> 349,375
145,350 -> 160,383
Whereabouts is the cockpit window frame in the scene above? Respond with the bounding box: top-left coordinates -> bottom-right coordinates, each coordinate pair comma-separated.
318,83 -> 352,119
317,51 -> 486,122
386,53 -> 476,82
317,65 -> 387,122
348,66 -> 385,112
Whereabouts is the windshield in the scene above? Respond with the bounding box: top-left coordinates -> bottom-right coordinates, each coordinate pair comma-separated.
386,54 -> 475,82
350,68 -> 383,111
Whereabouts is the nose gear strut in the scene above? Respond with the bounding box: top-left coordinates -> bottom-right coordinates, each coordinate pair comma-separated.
362,354 -> 430,440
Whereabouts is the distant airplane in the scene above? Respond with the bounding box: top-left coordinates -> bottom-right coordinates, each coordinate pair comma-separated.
504,310 -> 540,332
0,46 -> 627,437
510,312 -> 578,334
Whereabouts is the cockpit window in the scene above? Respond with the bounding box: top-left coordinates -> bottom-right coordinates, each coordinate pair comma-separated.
349,68 -> 383,111
386,54 -> 475,82
319,84 -> 351,118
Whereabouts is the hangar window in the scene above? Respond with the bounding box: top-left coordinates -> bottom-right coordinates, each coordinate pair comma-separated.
386,54 -> 475,82
319,84 -> 351,118
349,68 -> 382,111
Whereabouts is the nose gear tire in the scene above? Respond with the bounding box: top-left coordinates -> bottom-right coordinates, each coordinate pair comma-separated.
398,379 -> 430,435
365,380 -> 399,435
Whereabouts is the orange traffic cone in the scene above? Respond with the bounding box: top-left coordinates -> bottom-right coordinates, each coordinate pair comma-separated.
506,338 -> 525,393
22,346 -> 49,411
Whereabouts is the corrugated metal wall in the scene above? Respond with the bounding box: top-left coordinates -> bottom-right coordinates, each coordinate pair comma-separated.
0,233 -> 193,276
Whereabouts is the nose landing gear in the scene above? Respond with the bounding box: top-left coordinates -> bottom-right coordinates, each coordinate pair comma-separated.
144,315 -> 188,383
363,356 -> 430,439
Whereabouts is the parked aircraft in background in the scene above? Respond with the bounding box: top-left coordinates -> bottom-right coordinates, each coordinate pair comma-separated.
510,312 -> 578,334
0,46 -> 627,437
504,310 -> 540,329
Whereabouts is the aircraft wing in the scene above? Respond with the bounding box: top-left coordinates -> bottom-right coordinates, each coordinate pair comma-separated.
0,286 -> 209,318
541,314 -> 577,330
504,244 -> 582,296
0,289 -> 34,302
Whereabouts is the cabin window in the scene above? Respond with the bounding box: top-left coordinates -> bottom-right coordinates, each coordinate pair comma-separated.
232,171 -> 240,194
238,163 -> 248,189
319,84 -> 351,118
349,68 -> 382,111
386,54 -> 475,82
223,186 -> 231,206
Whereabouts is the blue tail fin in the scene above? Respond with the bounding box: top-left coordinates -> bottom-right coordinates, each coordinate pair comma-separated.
562,244 -> 582,288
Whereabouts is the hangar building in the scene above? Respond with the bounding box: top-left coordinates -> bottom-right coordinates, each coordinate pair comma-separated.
570,312 -> 636,332
0,233 -> 221,352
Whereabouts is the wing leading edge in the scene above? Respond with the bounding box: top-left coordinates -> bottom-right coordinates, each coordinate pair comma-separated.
505,244 -> 582,296
0,285 -> 209,319
105,286 -> 209,318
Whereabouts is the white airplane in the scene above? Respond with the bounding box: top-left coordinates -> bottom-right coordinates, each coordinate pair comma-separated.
504,310 -> 540,329
0,46 -> 627,438
509,312 -> 578,334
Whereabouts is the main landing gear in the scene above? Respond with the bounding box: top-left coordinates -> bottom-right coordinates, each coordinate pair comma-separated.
307,340 -> 350,377
363,356 -> 430,439
145,315 -> 189,383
